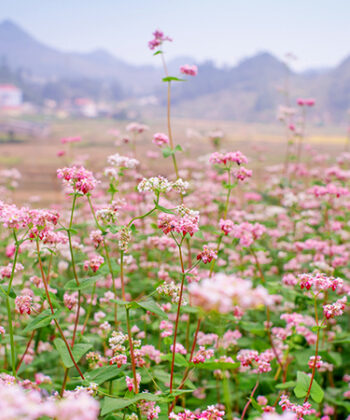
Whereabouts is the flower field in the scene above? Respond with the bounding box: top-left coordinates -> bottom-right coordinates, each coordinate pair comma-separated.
0,30 -> 349,420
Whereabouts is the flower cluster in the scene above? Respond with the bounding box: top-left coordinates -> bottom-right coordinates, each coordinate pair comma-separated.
57,166 -> 98,194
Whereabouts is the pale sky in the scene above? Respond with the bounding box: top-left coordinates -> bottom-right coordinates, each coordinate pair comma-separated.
1,0 -> 349,71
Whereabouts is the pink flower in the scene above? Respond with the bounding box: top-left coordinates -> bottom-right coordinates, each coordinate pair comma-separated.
219,219 -> 234,235
197,246 -> 217,264
125,373 -> 141,392
60,136 -> 81,144
148,30 -> 172,50
84,255 -> 104,272
180,64 -> 198,76
153,132 -> 169,147
57,166 -> 98,195
15,295 -> 32,315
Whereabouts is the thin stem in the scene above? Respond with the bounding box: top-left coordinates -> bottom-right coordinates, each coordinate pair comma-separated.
35,239 -> 84,380
169,242 -> 186,394
6,229 -> 19,376
241,379 -> 259,420
126,306 -> 138,393
304,298 -> 322,402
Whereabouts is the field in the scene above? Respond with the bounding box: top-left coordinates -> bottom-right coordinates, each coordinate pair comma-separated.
1,31 -> 350,420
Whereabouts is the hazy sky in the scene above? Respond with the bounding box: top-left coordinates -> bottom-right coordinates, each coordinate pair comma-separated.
1,0 -> 349,71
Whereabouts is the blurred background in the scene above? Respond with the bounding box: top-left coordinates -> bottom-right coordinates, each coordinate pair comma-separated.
0,0 -> 349,202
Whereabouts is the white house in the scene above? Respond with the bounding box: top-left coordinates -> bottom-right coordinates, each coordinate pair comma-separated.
0,84 -> 23,109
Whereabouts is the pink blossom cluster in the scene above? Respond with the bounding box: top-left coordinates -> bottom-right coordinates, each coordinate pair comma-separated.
180,64 -> 198,76
308,183 -> 349,198
279,394 -> 316,419
192,346 -> 214,364
84,255 -> 104,272
237,349 -> 273,373
158,209 -> 199,237
57,166 -> 98,195
323,296 -> 347,319
297,98 -> 315,106
231,222 -> 267,247
209,151 -> 248,166
196,245 -> 217,264
148,30 -> 172,50
189,273 -> 273,314
153,132 -> 170,147
126,122 -> 149,133
15,295 -> 32,315
169,405 -> 225,419
125,373 -> 141,392
298,272 -> 343,292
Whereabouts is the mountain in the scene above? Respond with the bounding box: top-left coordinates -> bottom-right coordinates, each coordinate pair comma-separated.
0,19 -> 349,123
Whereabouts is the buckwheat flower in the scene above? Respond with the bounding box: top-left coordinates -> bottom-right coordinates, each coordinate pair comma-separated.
209,151 -> 248,166
0,326 -> 5,335
192,346 -> 214,364
308,355 -> 323,370
0,262 -> 24,279
197,245 -> 217,264
257,396 -> 268,406
148,30 -> 172,50
118,226 -> 131,251
323,296 -> 347,319
57,166 -> 98,195
96,205 -> 118,225
170,343 -> 187,355
84,255 -> 104,272
159,320 -> 173,337
233,166 -> 252,181
56,391 -> 100,420
298,272 -> 343,292
64,292 -> 78,310
138,176 -> 172,194
180,64 -> 198,76
140,345 -> 162,364
110,354 -> 127,367
15,295 -> 32,315
109,331 -> 128,350
219,218 -> 234,235
279,394 -> 316,418
89,230 -> 104,248
125,373 -> 141,392
172,178 -> 189,194
126,122 -> 149,133
107,153 -> 140,169
153,132 -> 169,147
157,281 -> 182,304
231,222 -> 266,247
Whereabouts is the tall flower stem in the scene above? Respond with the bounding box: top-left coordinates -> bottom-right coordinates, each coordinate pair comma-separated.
161,53 -> 179,179
5,229 -> 19,376
87,195 -> 118,326
35,239 -> 84,380
304,296 -> 322,402
66,194 -> 81,347
241,379 -> 259,420
126,306 -> 139,394
209,169 -> 233,277
169,237 -> 186,394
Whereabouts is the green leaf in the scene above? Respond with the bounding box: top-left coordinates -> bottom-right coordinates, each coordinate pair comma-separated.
162,146 -> 174,158
54,338 -> 92,368
136,299 -> 167,319
276,381 -> 296,390
191,361 -> 239,370
162,76 -> 185,82
85,365 -> 123,385
162,353 -> 189,367
294,371 -> 324,403
65,277 -> 99,291
155,205 -> 175,215
250,398 -> 263,413
153,50 -> 162,56
174,144 -> 183,152
23,309 -> 55,333
101,393 -> 160,416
